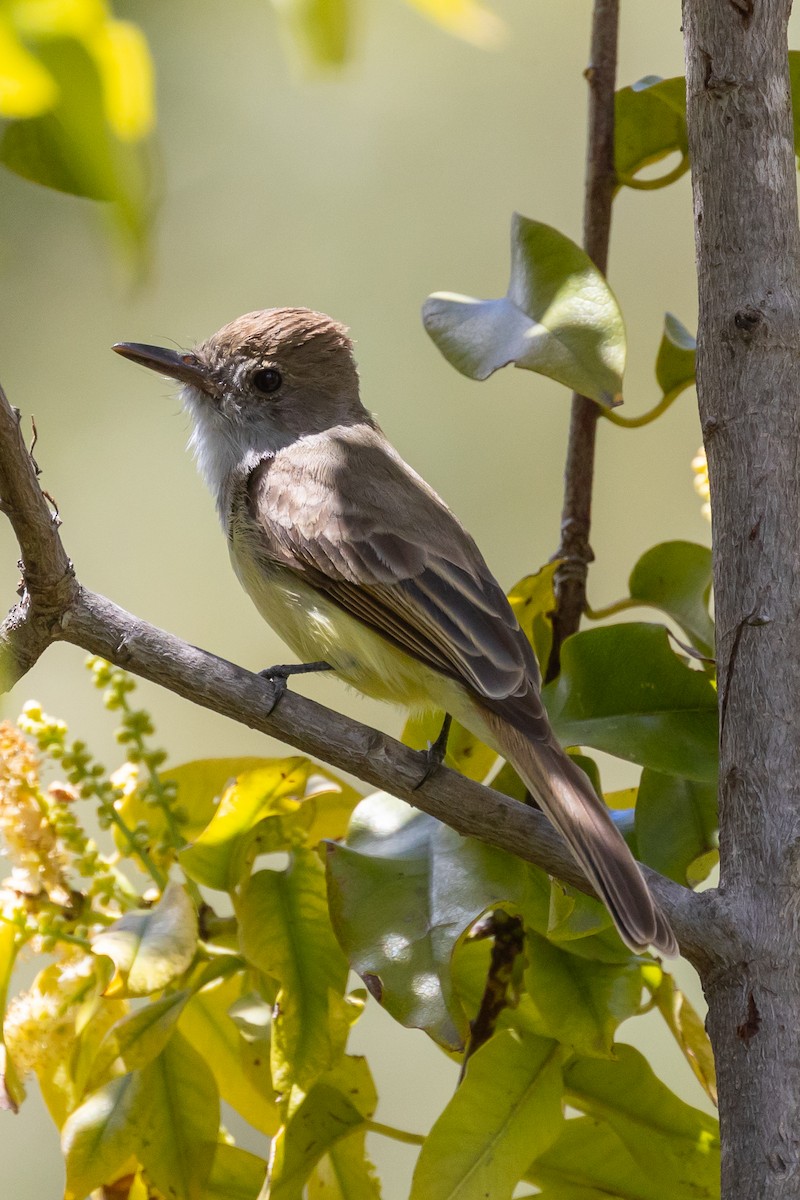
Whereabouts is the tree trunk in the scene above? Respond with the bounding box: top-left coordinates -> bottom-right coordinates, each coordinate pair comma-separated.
682,2 -> 800,1196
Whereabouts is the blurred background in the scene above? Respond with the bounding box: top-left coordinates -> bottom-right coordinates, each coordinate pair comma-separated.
0,0 -> 763,1193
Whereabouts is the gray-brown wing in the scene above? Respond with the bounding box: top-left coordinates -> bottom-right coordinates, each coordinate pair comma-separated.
246,432 -> 547,735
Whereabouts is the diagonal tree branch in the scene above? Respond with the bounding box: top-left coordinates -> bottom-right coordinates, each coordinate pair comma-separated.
0,381 -> 722,971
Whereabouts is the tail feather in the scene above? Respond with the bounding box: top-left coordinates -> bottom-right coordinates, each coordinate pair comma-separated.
482,713 -> 677,956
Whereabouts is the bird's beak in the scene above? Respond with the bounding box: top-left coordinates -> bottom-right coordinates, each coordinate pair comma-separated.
112,342 -> 214,393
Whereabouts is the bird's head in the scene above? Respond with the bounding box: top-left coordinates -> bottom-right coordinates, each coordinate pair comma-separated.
114,307 -> 369,501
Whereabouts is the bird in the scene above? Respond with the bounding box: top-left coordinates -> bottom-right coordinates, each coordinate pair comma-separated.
113,307 -> 676,957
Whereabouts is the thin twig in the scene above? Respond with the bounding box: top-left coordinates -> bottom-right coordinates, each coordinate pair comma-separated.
546,0 -> 619,681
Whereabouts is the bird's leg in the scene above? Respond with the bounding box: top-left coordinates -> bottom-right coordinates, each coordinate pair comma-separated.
413,713 -> 453,790
259,660 -> 333,714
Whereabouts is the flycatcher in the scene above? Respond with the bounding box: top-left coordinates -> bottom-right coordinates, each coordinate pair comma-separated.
114,308 -> 676,957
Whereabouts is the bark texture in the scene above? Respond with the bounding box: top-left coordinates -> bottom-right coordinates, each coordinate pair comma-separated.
683,2 -> 800,1195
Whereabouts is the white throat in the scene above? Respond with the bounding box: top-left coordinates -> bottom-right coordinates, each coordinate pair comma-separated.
182,385 -> 288,522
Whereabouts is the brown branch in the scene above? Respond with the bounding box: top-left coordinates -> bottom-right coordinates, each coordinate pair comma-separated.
0,380 -> 719,971
546,0 -> 619,681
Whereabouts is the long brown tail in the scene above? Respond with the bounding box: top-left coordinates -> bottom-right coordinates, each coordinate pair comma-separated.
481,711 -> 677,956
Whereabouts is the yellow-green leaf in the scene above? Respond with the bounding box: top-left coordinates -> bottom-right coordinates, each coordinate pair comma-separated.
179,974 -> 279,1136
308,1130 -> 382,1198
180,757 -> 358,891
238,852 -> 350,1092
565,1045 -> 719,1194
92,882 -> 197,997
137,1031 -> 220,1200
62,1072 -> 143,1200
524,933 -> 644,1056
268,1056 -> 377,1200
653,971 -> 717,1107
206,1143 -> 267,1200
525,1114 -> 670,1200
410,1031 -> 563,1200
508,561 -> 559,675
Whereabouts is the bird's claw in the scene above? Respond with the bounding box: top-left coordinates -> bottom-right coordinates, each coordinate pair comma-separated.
412,713 -> 453,791
258,660 -> 333,716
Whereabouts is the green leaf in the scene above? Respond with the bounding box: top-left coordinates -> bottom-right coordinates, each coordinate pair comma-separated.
62,1072 -> 143,1200
401,711 -> 497,783
651,970 -> 718,1108
271,0 -> 350,68
87,990 -> 189,1091
628,542 -> 714,657
268,1056 -> 377,1200
91,882 -> 198,997
423,214 -> 626,407
615,76 -> 688,188
543,623 -> 718,781
237,851 -> 350,1092
327,792 -> 527,1049
523,933 -> 644,1055
113,756 -> 263,860
0,36 -> 153,251
410,1031 -> 563,1200
635,769 -> 718,886
180,757 -> 358,891
655,314 -> 696,396
508,561 -> 559,674
179,974 -> 279,1136
565,1044 -> 720,1195
137,1031 -> 220,1200
525,1114 -> 671,1200
206,1144 -> 267,1200
308,1130 -> 382,1198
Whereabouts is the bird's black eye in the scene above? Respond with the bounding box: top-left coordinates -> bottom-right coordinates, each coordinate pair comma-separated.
252,367 -> 282,395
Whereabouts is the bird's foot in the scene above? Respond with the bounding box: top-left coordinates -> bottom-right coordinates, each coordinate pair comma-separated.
413,713 -> 453,790
259,661 -> 333,715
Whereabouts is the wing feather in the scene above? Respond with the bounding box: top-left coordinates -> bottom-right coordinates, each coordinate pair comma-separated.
244,430 -> 548,734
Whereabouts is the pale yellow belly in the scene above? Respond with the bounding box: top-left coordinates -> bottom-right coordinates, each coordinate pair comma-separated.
231,545 -> 470,720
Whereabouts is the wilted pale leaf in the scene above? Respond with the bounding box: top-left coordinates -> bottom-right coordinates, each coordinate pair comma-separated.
92,882 -> 197,998
424,214 -> 626,407
653,971 -> 718,1107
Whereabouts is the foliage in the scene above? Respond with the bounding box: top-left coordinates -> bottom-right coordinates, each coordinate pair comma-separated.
0,0 -> 154,255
